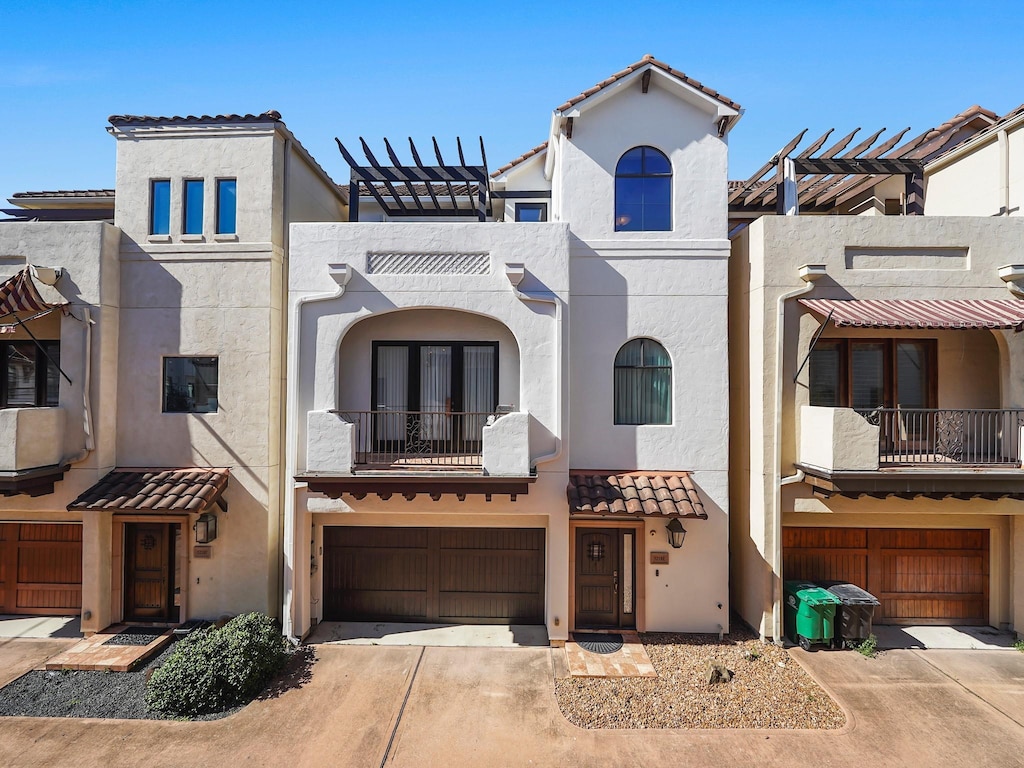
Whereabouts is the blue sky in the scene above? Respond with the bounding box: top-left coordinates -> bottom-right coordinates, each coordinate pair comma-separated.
1,1 -> 1021,202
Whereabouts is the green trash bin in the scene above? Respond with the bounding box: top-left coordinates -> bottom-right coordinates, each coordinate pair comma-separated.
784,581 -> 841,651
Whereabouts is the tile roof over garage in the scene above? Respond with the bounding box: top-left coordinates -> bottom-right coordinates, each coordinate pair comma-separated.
68,468 -> 229,513
568,472 -> 707,519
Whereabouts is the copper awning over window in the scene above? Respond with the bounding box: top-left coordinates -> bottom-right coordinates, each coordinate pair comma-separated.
800,298 -> 1024,331
568,472 -> 707,519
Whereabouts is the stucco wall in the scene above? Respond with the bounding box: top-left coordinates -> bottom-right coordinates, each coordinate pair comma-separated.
927,122 -> 1024,218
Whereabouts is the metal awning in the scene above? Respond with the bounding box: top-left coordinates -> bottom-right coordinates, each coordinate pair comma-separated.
0,267 -> 65,318
799,298 -> 1024,331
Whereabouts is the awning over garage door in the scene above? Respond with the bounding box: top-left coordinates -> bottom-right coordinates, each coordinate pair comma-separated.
323,527 -> 545,624
784,527 -> 989,625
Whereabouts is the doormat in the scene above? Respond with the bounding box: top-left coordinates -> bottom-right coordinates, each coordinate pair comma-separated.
101,627 -> 164,646
574,633 -> 624,654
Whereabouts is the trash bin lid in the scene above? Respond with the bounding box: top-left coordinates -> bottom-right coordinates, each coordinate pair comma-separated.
822,582 -> 880,605
784,580 -> 842,606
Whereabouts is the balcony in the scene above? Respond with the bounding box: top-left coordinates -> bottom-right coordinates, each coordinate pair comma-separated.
797,406 -> 1024,498
0,407 -> 68,496
301,408 -> 534,501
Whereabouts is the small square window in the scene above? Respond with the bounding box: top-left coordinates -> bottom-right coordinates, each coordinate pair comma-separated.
150,180 -> 170,235
163,357 -> 219,413
183,179 -> 204,235
217,179 -> 237,234
515,203 -> 547,222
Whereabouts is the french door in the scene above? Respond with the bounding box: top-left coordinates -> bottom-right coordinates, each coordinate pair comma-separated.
372,341 -> 498,450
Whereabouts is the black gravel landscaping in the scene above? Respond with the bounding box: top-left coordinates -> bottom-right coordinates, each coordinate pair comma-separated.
101,627 -> 165,646
0,642 -> 236,721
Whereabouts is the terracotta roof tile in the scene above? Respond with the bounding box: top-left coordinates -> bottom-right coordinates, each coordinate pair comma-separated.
567,471 -> 707,519
555,54 -> 740,115
68,468 -> 229,514
11,189 -> 115,199
108,111 -> 281,126
491,141 -> 549,178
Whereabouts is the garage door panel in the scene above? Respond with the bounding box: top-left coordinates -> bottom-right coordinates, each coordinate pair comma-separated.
323,526 -> 545,624
0,523 -> 82,615
783,527 -> 988,625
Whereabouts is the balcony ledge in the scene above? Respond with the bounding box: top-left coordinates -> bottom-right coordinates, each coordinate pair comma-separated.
795,461 -> 1024,500
295,472 -> 536,501
0,463 -> 71,497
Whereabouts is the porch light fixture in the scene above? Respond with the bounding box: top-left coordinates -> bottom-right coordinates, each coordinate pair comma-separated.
194,512 -> 217,544
665,518 -> 687,549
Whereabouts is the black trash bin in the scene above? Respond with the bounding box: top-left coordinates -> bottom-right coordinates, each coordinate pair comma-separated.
821,581 -> 880,648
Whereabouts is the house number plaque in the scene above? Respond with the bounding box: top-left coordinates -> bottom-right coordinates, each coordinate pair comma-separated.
650,551 -> 669,565
193,545 -> 212,559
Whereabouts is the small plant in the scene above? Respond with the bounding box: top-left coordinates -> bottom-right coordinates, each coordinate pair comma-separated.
145,612 -> 289,717
853,634 -> 878,658
1014,638 -> 1024,653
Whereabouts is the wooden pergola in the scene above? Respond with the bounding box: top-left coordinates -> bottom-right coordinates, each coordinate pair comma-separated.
338,136 -> 491,221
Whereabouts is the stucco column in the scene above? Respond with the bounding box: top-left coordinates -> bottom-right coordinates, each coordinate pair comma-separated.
81,511 -> 112,635
1014,516 -> 1024,638
291,505 -> 313,638
547,511 -> 570,642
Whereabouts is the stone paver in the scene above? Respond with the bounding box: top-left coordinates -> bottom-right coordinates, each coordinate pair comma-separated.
0,639 -> 1022,768
563,631 -> 657,677
44,625 -> 173,671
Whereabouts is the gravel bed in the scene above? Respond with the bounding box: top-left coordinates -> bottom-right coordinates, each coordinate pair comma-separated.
102,627 -> 165,646
555,627 -> 846,729
0,642 -> 239,721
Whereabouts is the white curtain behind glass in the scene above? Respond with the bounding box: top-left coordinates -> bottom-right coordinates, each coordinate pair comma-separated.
375,346 -> 408,440
463,346 -> 496,440
420,346 -> 452,440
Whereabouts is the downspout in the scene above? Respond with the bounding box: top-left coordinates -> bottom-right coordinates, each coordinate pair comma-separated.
771,265 -> 825,644
61,307 -> 95,465
504,264 -> 563,466
276,134 -> 292,639
282,263 -> 352,642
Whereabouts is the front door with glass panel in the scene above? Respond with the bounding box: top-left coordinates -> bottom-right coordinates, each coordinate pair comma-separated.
372,342 -> 498,455
574,528 -> 636,629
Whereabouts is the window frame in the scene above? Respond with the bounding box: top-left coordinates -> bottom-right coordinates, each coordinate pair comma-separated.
216,178 -> 237,235
161,356 -> 220,414
149,179 -> 171,236
0,340 -> 60,409
614,146 -> 672,232
808,338 -> 937,410
514,203 -> 548,222
182,178 -> 204,235
613,337 -> 673,425
370,340 -> 499,414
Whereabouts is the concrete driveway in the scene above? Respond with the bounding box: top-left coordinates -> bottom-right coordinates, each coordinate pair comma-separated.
0,640 -> 1022,767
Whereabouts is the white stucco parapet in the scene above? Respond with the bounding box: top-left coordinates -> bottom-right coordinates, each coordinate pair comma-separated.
482,412 -> 530,476
305,410 -> 356,474
799,406 -> 880,472
0,408 -> 66,471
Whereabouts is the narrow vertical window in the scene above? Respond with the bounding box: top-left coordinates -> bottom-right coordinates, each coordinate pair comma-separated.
150,180 -> 170,235
216,179 -> 237,234
613,338 -> 672,425
183,180 -> 204,235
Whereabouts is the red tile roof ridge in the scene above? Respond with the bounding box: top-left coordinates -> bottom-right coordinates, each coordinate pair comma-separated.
108,111 -> 282,125
555,55 -> 741,115
11,189 -> 115,199
491,141 -> 549,178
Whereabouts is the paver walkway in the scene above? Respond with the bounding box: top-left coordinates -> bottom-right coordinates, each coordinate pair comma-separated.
0,641 -> 1022,767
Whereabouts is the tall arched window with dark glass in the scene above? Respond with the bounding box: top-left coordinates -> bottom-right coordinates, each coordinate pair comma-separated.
614,338 -> 672,425
614,146 -> 672,231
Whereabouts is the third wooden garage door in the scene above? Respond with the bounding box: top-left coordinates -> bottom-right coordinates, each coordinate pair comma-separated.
322,527 -> 545,624
783,527 -> 989,625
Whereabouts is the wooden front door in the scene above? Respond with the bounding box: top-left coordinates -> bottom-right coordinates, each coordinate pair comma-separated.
575,528 -> 635,629
124,523 -> 174,622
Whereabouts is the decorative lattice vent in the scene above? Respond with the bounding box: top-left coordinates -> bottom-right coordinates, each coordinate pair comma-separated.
367,252 -> 490,275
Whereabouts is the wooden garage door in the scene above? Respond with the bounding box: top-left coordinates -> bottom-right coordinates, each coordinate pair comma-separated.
783,527 -> 988,625
0,523 -> 83,615
323,527 -> 545,624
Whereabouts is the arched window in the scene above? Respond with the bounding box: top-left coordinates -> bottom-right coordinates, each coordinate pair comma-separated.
614,146 -> 671,232
614,338 -> 672,425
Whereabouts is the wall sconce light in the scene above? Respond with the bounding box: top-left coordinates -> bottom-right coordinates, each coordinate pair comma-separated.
665,518 -> 687,549
194,512 -> 217,544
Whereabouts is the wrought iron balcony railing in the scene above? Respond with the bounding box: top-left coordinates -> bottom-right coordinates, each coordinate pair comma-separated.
333,410 -> 503,468
861,408 -> 1024,466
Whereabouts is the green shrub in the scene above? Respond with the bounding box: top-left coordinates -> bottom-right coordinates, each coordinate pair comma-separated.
145,612 -> 289,717
1014,638 -> 1024,653
853,634 -> 878,658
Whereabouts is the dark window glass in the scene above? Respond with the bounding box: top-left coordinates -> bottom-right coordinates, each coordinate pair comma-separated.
850,342 -> 885,410
217,179 -> 237,234
183,180 -> 204,234
896,341 -> 929,408
614,147 -> 672,232
809,341 -> 842,407
6,343 -> 37,406
614,338 -> 671,425
163,357 -> 219,413
0,340 -> 60,408
43,342 -> 60,406
150,180 -> 170,235
515,203 -> 547,222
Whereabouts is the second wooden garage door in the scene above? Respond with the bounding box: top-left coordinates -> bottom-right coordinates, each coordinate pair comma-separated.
0,523 -> 82,615
783,527 -> 989,625
322,527 -> 545,624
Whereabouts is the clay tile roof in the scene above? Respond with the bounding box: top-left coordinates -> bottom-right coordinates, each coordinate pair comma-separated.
68,468 -> 229,513
491,141 -> 549,178
108,111 -> 282,126
555,54 -> 741,115
10,189 -> 115,199
567,471 -> 707,519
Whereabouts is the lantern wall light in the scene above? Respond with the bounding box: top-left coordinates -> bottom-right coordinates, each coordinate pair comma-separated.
665,518 -> 687,549
194,512 -> 218,544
